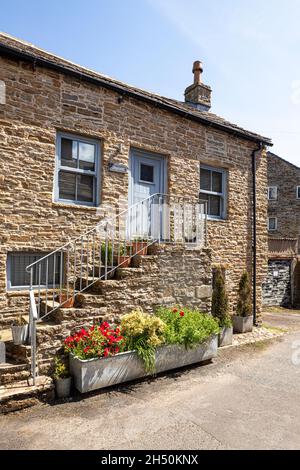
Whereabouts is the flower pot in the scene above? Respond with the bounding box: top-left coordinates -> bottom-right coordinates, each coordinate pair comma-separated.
117,256 -> 131,268
233,315 -> 253,334
55,377 -> 72,398
218,326 -> 233,347
70,335 -> 218,393
11,325 -> 29,345
132,241 -> 148,256
57,294 -> 74,308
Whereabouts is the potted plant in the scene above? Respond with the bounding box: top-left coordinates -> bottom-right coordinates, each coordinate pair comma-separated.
11,316 -> 29,345
131,237 -> 148,256
211,268 -> 233,347
67,308 -> 219,393
233,271 -> 253,333
56,289 -> 75,308
115,244 -> 131,268
53,356 -> 72,398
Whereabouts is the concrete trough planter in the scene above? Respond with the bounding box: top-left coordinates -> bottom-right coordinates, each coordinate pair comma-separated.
70,335 -> 218,393
218,326 -> 233,347
233,315 -> 253,334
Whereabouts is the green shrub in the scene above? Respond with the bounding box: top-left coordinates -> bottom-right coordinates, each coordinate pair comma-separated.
53,356 -> 69,380
236,271 -> 252,317
120,309 -> 166,373
211,269 -> 231,327
155,306 -> 219,349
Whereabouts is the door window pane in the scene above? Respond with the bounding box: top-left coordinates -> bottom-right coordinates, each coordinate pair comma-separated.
61,138 -> 77,168
59,171 -> 76,201
140,164 -> 154,183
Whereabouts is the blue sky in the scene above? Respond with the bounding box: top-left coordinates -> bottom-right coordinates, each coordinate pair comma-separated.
1,0 -> 300,166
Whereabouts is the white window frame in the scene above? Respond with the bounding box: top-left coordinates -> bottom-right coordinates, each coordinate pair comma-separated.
54,132 -> 101,207
268,217 -> 278,232
200,165 -> 227,220
268,186 -> 278,201
296,186 -> 300,200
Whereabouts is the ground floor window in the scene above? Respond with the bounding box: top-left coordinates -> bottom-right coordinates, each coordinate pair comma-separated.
7,252 -> 62,290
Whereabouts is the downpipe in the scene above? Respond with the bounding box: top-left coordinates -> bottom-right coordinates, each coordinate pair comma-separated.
252,143 -> 264,326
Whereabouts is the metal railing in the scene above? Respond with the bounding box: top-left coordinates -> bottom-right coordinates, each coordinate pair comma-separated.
27,193 -> 207,382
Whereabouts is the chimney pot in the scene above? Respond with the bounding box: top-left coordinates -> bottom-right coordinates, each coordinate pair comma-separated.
192,60 -> 203,84
184,60 -> 212,111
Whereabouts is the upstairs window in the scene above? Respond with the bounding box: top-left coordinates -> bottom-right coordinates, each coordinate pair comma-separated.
268,217 -> 277,231
297,186 -> 300,199
268,186 -> 278,200
200,165 -> 227,219
55,133 -> 100,206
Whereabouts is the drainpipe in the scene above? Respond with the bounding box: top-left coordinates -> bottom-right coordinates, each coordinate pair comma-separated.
252,143 -> 264,326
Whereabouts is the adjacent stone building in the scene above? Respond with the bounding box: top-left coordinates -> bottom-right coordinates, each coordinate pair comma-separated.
0,32 -> 271,331
262,152 -> 300,307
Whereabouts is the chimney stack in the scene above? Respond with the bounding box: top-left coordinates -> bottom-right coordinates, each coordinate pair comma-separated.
184,60 -> 212,111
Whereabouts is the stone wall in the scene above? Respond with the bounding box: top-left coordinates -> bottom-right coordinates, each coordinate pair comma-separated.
267,153 -> 300,249
0,38 -> 268,326
35,244 -> 212,373
262,260 -> 291,307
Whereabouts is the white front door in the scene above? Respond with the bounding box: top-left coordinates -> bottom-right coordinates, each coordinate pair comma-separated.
128,149 -> 167,238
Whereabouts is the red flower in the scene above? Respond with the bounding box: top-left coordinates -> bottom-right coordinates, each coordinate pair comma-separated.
172,308 -> 178,313
103,348 -> 110,357
84,346 -> 91,353
115,347 -> 120,354
180,311 -> 185,317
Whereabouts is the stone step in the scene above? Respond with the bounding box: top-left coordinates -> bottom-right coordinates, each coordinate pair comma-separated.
53,306 -> 107,323
0,375 -> 54,414
131,254 -> 158,269
0,363 -> 30,385
115,267 -> 144,280
5,341 -> 31,364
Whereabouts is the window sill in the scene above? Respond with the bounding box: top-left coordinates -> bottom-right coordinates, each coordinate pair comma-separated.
52,201 -> 99,211
207,217 -> 227,222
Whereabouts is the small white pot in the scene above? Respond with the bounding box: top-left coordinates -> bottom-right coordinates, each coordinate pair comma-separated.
11,325 -> 29,345
55,377 -> 72,398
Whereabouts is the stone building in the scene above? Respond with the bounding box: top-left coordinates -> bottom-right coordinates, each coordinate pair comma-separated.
262,152 -> 300,307
0,33 -> 272,388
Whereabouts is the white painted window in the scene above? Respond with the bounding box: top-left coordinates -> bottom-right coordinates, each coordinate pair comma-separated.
268,186 -> 278,200
296,186 -> 300,199
55,133 -> 101,206
268,217 -> 277,231
200,165 -> 227,219
7,252 -> 62,290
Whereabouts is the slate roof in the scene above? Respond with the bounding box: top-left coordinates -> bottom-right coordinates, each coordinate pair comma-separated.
0,32 -> 272,146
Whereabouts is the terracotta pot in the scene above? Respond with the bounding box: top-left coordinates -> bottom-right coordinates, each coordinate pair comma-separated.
132,241 -> 148,256
118,256 -> 131,268
58,294 -> 75,308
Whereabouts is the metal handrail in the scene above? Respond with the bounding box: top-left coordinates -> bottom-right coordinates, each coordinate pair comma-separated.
27,193 -> 207,382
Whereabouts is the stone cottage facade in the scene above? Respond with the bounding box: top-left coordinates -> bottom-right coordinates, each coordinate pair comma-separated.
263,152 -> 300,307
0,33 -> 271,332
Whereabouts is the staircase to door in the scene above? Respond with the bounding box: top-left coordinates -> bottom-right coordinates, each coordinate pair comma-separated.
20,193 -> 208,383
